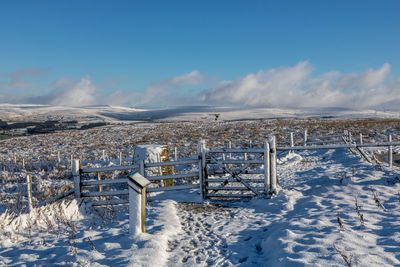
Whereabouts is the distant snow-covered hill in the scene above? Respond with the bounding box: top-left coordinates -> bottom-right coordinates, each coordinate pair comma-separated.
0,104 -> 399,123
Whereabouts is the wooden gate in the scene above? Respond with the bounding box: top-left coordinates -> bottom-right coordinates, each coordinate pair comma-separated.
198,139 -> 277,199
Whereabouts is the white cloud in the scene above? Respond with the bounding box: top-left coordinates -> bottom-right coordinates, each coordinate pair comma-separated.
1,64 -> 399,110
200,62 -> 399,109
26,77 -> 98,107
48,77 -> 97,106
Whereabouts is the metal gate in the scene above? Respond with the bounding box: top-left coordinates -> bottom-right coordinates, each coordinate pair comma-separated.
198,139 -> 277,199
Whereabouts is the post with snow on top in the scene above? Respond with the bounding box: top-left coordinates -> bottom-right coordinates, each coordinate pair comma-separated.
290,132 -> 294,153
268,136 -> 277,194
26,174 -> 33,211
128,173 -> 151,235
263,141 -> 270,194
388,135 -> 393,168
198,140 -> 207,199
72,159 -> 81,199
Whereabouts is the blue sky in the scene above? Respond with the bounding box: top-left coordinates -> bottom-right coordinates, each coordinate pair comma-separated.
1,0 -> 400,108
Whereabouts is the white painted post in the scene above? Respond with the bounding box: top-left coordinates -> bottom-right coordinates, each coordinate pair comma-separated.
22,158 -> 25,169
228,141 -> 232,159
263,142 -> 270,193
290,132 -> 294,153
201,140 -> 207,199
348,132 -> 353,143
98,172 -> 103,193
174,147 -> 178,161
359,133 -> 363,145
26,174 -> 33,211
268,136 -> 277,194
14,155 -> 17,166
129,186 -> 142,235
58,151 -> 61,164
102,150 -> 106,161
388,135 -> 393,168
119,152 -> 123,165
197,140 -> 205,199
303,129 -> 307,146
72,159 -> 81,199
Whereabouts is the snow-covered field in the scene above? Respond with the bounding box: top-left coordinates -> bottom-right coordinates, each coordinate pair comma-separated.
1,104 -> 400,123
1,118 -> 400,266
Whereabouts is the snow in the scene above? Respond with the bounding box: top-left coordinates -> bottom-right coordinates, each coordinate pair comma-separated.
1,103 -> 400,123
1,116 -> 400,266
1,147 -> 400,266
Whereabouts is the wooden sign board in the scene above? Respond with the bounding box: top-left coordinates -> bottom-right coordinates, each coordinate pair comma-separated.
128,172 -> 151,193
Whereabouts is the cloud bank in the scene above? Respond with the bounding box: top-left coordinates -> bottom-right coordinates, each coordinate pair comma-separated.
1,63 -> 400,110
200,62 -> 398,109
27,77 -> 98,106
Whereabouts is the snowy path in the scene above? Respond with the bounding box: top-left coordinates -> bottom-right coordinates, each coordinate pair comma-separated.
166,202 -> 270,266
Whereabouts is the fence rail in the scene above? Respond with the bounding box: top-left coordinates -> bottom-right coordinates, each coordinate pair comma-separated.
74,156 -> 201,205
69,130 -> 399,205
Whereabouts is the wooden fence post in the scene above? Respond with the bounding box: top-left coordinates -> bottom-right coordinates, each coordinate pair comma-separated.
268,136 -> 277,194
263,141 -> 270,193
303,130 -> 307,146
26,174 -> 33,211
73,159 -> 81,199
129,184 -> 142,235
228,141 -> 232,159
128,174 -> 150,235
102,150 -> 106,161
70,155 -> 74,171
141,188 -> 147,233
22,158 -> 25,169
197,140 -> 205,199
359,133 -> 363,145
388,135 -> 393,168
58,151 -> 61,164
201,140 -> 207,199
98,172 -> 103,195
290,132 -> 294,153
174,147 -> 178,161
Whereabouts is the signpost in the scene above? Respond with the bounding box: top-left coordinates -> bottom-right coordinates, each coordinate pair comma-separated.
127,172 -> 151,235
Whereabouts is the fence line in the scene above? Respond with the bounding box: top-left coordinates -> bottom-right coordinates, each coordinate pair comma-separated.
10,130 -> 397,208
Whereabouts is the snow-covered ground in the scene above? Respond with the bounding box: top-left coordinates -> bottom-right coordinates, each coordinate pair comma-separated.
1,104 -> 400,123
1,145 -> 400,266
